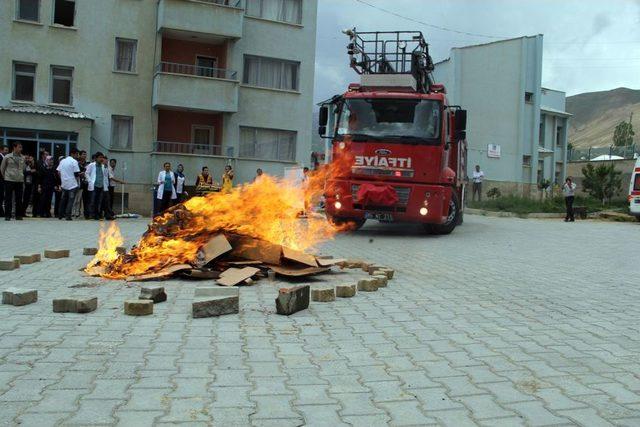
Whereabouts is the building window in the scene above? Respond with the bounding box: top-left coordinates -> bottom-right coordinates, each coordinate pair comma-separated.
525,92 -> 533,103
246,0 -> 302,24
240,126 -> 296,161
16,0 -> 40,22
111,116 -> 133,149
243,55 -> 300,91
191,125 -> 215,146
522,155 -> 531,167
53,0 -> 75,27
539,117 -> 545,145
114,38 -> 137,72
556,125 -> 563,146
12,62 -> 36,102
537,160 -> 544,183
50,66 -> 73,105
555,162 -> 562,184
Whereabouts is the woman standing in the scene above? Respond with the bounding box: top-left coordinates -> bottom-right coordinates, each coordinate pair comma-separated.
222,165 -> 234,193
562,177 -> 577,222
156,162 -> 176,214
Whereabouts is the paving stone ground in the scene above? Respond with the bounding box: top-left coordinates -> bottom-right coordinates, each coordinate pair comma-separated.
0,215 -> 638,426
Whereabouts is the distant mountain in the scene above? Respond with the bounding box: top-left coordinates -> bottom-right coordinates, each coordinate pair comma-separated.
566,87 -> 640,148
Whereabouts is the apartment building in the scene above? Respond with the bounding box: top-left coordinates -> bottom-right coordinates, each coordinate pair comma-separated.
0,0 -> 318,213
433,35 -> 571,196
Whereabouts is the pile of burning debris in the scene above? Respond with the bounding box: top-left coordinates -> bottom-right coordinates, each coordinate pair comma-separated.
84,203 -> 343,285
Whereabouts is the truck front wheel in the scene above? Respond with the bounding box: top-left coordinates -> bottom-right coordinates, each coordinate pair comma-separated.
326,214 -> 366,231
424,193 -> 460,235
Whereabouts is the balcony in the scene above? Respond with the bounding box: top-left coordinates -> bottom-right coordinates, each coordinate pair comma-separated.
155,141 -> 222,156
153,62 -> 239,113
158,0 -> 244,40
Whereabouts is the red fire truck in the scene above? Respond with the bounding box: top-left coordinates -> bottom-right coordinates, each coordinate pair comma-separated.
318,30 -> 468,234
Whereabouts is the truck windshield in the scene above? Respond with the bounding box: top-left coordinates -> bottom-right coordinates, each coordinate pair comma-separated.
336,98 -> 441,143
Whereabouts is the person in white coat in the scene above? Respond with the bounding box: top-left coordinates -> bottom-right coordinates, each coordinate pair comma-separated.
85,152 -> 112,220
157,162 -> 176,214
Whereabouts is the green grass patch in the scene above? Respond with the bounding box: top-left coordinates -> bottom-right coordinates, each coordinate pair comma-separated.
468,195 -> 629,215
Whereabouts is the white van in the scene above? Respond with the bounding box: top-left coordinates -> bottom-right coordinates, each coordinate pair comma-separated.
630,158 -> 640,220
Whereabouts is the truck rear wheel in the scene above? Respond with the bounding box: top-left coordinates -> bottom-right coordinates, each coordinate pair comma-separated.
424,193 -> 460,235
326,214 -> 366,231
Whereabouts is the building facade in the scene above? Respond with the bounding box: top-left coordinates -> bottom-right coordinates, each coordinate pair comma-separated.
433,35 -> 570,197
0,0 -> 317,213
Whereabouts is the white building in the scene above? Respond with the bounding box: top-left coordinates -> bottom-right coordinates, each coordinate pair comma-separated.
433,35 -> 571,196
0,0 -> 318,213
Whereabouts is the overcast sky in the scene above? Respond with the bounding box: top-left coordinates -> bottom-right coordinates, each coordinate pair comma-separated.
313,0 -> 640,104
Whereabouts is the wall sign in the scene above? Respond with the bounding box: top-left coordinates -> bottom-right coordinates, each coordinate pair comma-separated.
487,144 -> 501,158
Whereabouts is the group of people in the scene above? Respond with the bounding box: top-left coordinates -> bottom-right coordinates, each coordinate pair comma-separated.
469,163 -> 579,222
0,142 -> 124,221
154,162 -> 236,214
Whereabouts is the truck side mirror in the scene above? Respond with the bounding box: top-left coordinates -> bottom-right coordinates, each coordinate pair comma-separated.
318,106 -> 329,136
455,109 -> 467,140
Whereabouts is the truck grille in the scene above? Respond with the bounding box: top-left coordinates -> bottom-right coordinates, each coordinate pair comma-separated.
351,185 -> 411,206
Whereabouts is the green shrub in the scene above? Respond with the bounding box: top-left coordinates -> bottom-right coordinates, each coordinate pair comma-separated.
486,187 -> 501,199
468,194 -> 627,214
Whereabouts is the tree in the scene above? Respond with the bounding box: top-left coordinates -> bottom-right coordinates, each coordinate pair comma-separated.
581,163 -> 623,205
612,121 -> 634,147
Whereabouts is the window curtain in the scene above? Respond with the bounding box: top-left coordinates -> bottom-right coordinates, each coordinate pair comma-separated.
239,127 -> 256,157
277,131 -> 296,161
117,41 -> 134,72
113,118 -> 131,149
279,0 -> 301,24
261,0 -> 280,21
245,0 -> 261,16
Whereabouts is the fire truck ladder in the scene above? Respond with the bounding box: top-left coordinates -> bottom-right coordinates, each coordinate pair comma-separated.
344,29 -> 435,93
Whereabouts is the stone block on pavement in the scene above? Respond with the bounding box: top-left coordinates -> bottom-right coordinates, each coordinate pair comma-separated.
53,297 -> 98,313
139,286 -> 167,303
371,275 -> 388,288
367,264 -> 385,274
194,286 -> 239,298
14,254 -> 41,264
83,248 -> 98,256
2,288 -> 38,306
44,249 -> 70,259
124,299 -> 153,316
192,296 -> 239,318
311,287 -> 336,302
357,278 -> 378,292
336,284 -> 356,298
0,259 -> 19,270
375,268 -> 394,279
275,285 -> 310,315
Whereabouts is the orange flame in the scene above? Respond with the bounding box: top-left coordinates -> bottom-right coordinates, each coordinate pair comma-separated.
88,166 -> 351,279
86,222 -> 124,269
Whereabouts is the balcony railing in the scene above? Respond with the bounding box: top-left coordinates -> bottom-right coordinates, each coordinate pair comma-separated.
155,141 -> 222,156
156,62 -> 238,80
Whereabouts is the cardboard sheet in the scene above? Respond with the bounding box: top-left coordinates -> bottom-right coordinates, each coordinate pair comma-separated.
196,234 -> 232,267
270,265 -> 330,277
282,246 -> 318,267
227,235 -> 282,265
217,266 -> 260,287
317,258 -> 346,267
126,264 -> 192,282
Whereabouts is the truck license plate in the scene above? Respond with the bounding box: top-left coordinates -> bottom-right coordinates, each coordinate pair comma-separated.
365,212 -> 394,222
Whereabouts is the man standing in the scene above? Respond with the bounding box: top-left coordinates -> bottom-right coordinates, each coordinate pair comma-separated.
86,152 -> 111,220
72,150 -> 88,218
0,142 -> 25,220
0,145 -> 8,217
472,164 -> 485,202
56,148 -> 81,221
107,158 -> 125,213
